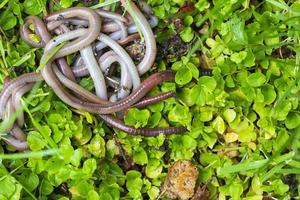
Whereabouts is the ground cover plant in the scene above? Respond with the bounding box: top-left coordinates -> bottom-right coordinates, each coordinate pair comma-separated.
0,0 -> 300,199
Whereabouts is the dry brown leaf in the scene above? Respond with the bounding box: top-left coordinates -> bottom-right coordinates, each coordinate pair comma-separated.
161,160 -> 199,200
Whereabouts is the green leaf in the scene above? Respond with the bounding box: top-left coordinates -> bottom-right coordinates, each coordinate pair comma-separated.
59,144 -> 74,163
83,158 -> 97,176
126,170 -> 143,192
133,147 -> 148,165
184,16 -> 193,26
230,51 -> 247,64
145,159 -> 162,179
87,190 -> 100,200
247,72 -> 266,87
60,0 -> 75,8
223,109 -> 236,123
175,66 -> 193,85
227,14 -> 248,51
40,179 -> 54,195
198,76 -> 217,92
168,103 -> 191,127
87,135 -> 106,158
212,116 -> 226,134
147,186 -> 160,200
261,84 -> 276,105
23,0 -> 42,15
179,27 -> 194,43
27,131 -> 47,151
191,84 -> 206,106
285,112 -> 300,129
187,62 -> 199,80
124,108 -> 150,128
17,172 -> 39,192
195,0 -> 210,11
0,12 -> 17,30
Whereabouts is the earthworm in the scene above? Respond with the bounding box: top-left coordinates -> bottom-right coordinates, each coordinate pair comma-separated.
102,21 -> 124,33
0,72 -> 41,119
53,64 -> 106,104
45,28 -> 88,53
20,16 -> 51,47
12,83 -> 34,126
121,0 -> 157,75
72,33 -> 140,77
98,114 -> 187,136
21,16 -> 75,81
5,136 -> 28,151
99,51 -> 132,100
131,91 -> 175,109
97,33 -> 140,89
93,15 -> 158,51
89,70 -> 176,113
95,9 -> 128,23
44,7 -> 101,58
45,28 -> 108,99
42,49 -> 175,114
114,20 -> 128,39
80,46 -> 108,99
47,19 -> 88,31
71,56 -> 90,77
10,125 -> 27,141
118,33 -> 140,45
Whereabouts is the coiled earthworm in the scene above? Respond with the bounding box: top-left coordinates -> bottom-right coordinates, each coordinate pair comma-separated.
20,16 -> 52,47
20,16 -> 76,81
42,47 -> 175,114
53,65 -> 105,104
99,51 -> 132,100
44,7 -> 101,58
97,33 -> 140,89
45,28 -> 108,99
73,32 -> 140,77
0,72 -> 42,118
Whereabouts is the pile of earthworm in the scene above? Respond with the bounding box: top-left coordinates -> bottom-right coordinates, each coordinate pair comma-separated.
0,0 -> 194,151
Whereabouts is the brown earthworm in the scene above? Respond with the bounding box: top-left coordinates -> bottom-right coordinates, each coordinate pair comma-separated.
98,114 -> 187,136
118,33 -> 140,45
131,91 -> 175,109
